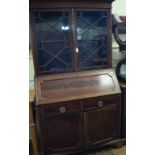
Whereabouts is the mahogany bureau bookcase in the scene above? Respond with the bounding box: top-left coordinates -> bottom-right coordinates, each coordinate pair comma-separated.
30,0 -> 122,154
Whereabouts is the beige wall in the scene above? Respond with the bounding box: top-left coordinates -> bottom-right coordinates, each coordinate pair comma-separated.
112,0 -> 126,15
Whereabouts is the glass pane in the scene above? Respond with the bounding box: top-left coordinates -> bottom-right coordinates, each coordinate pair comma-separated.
32,11 -> 73,73
76,10 -> 109,69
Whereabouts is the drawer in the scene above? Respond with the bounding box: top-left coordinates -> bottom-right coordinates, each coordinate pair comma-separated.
83,95 -> 117,110
43,101 -> 82,116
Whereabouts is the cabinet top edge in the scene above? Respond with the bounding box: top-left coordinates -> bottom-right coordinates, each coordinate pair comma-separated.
30,0 -> 115,3
30,1 -> 114,9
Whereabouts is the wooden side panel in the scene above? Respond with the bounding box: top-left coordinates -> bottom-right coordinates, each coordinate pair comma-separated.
121,85 -> 126,139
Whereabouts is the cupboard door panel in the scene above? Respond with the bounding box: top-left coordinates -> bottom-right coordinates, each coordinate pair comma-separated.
76,9 -> 110,70
84,104 -> 121,148
43,112 -> 84,154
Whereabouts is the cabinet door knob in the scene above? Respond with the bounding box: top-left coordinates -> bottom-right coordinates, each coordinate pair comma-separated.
97,100 -> 104,107
59,106 -> 66,113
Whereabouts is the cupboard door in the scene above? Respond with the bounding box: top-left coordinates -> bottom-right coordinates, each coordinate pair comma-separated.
84,104 -> 121,148
43,112 -> 84,154
75,9 -> 110,70
31,10 -> 73,74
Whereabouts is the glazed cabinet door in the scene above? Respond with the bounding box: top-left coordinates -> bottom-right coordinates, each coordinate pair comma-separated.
31,10 -> 74,74
43,112 -> 84,154
30,9 -> 112,75
75,9 -> 111,70
84,104 -> 121,148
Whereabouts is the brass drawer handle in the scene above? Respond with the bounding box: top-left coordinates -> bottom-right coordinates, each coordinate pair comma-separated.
97,100 -> 104,107
59,106 -> 66,113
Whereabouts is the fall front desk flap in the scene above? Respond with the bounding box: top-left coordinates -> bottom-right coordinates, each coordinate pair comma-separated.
35,69 -> 121,105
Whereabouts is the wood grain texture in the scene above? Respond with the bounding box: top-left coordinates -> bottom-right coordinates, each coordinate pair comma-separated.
30,0 -> 113,9
35,69 -> 121,105
35,94 -> 122,155
34,71 -> 122,155
84,104 -> 121,148
29,0 -> 122,154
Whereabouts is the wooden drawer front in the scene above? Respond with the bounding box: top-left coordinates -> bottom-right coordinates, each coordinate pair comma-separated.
43,102 -> 81,116
83,95 -> 117,110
